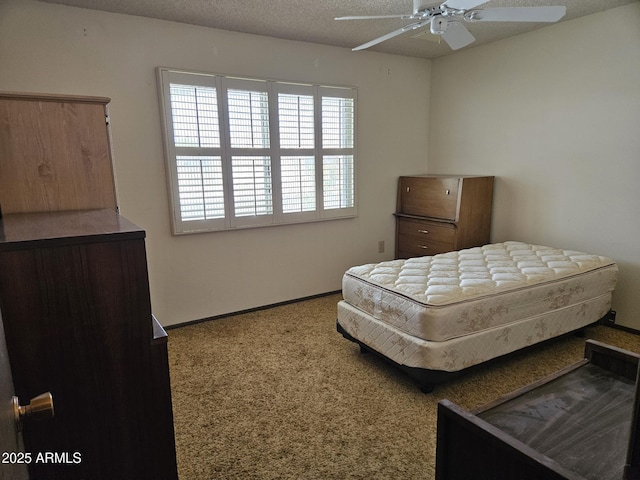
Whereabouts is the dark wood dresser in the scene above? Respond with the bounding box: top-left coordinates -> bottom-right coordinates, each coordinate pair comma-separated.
0,209 -> 178,479
395,175 -> 494,259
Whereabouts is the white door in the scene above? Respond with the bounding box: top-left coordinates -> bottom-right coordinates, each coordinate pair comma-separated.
0,311 -> 28,480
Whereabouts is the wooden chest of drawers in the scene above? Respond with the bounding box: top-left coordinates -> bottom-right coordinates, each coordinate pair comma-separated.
395,175 -> 494,259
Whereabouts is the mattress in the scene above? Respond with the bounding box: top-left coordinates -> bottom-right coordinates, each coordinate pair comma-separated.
342,241 -> 618,343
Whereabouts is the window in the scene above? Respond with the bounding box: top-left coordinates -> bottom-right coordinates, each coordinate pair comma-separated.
158,68 -> 356,234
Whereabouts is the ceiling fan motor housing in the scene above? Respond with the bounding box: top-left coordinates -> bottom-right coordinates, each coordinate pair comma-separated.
430,16 -> 448,35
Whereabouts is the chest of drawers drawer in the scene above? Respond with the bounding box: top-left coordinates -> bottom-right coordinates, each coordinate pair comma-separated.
398,176 -> 460,220
396,218 -> 456,259
397,218 -> 455,242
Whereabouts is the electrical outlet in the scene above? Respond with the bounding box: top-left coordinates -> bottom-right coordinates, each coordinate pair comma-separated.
378,240 -> 385,253
605,310 -> 617,324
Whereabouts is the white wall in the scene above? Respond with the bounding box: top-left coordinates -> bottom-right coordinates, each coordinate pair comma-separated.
429,3 -> 640,329
3,1 -> 638,331
0,0 -> 431,326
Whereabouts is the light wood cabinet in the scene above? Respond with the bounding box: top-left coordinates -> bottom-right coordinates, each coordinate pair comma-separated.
395,175 -> 494,259
0,92 -> 118,215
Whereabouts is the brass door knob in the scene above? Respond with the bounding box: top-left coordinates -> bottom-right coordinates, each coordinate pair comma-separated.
12,392 -> 55,432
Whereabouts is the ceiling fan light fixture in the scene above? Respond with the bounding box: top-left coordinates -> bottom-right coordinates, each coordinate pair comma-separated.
430,16 -> 448,35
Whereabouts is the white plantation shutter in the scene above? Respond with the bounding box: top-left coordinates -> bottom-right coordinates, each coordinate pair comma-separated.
168,84 -> 224,222
175,156 -> 224,220
320,90 -> 355,216
232,156 -> 273,217
321,96 -> 354,149
278,93 -> 314,149
159,68 -> 356,234
281,156 -> 315,213
160,71 -> 227,232
323,155 -> 354,210
225,79 -> 275,227
228,88 -> 270,149
169,84 -> 220,148
276,85 -> 318,220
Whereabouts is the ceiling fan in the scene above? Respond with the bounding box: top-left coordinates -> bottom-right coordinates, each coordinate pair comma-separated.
336,0 -> 566,51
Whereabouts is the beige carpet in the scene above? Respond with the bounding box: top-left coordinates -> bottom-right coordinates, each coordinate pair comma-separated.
167,293 -> 639,480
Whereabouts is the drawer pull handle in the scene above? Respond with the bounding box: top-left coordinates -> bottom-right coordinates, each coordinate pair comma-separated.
417,229 -> 430,234
445,189 -> 450,195
406,186 -> 410,193
418,245 -> 429,249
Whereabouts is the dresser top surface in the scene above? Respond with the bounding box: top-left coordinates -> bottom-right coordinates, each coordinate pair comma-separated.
0,209 -> 144,250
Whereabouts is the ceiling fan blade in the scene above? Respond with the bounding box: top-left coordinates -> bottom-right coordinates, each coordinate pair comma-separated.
470,6 -> 566,22
441,22 -> 476,50
444,0 -> 489,10
352,20 -> 429,51
336,15 -> 411,21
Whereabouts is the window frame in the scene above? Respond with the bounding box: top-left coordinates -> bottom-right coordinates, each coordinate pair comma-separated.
158,67 -> 357,235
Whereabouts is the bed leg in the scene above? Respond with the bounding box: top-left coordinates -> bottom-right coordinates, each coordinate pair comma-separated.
419,383 -> 435,394
359,345 -> 369,354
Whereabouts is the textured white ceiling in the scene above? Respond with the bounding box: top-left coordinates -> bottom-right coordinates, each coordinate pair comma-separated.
36,0 -> 637,58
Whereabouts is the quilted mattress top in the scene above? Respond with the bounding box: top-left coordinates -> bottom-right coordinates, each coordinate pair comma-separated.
344,241 -> 616,307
